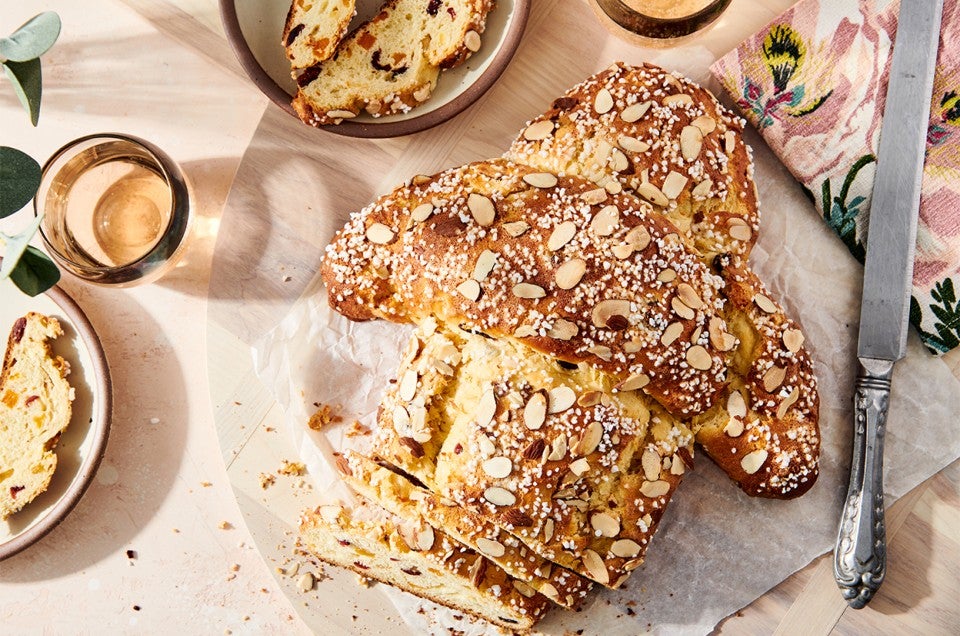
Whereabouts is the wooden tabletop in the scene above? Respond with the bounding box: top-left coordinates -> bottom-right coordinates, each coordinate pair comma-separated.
1,0 -> 958,633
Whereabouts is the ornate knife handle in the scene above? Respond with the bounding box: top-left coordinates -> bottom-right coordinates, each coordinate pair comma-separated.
834,358 -> 892,609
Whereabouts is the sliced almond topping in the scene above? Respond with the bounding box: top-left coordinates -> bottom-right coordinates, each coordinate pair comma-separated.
686,345 -> 713,370
728,218 -> 753,241
727,390 -> 748,418
691,115 -> 717,134
680,125 -> 703,161
582,549 -> 609,585
661,170 -> 689,200
641,449 -> 661,482
467,193 -> 495,226
456,279 -> 481,301
476,388 -> 497,427
782,328 -> 805,353
691,179 -> 713,198
482,456 -> 513,479
611,539 -> 642,558
663,93 -> 693,106
724,130 -> 736,154
635,181 -> 669,207
591,205 -> 620,236
547,318 -> 578,340
580,188 -> 608,205
543,518 -> 555,543
609,148 -> 629,172
753,293 -> 777,314
591,512 -> 620,538
670,454 -> 686,475
625,225 -> 651,251
724,417 -> 745,437
677,283 -> 704,309
618,135 -> 650,153
514,325 -> 536,338
576,421 -> 604,456
623,558 -> 644,572
478,435 -> 496,456
513,580 -> 537,598
620,100 -> 652,122
393,405 -> 411,432
594,88 -> 614,114
640,480 -> 670,498
658,268 -> 677,283
503,220 -> 530,237
326,109 -> 357,120
365,223 -> 395,244
471,249 -> 498,281
587,345 -> 613,361
555,258 -> 587,289
612,242 -> 634,260
411,203 -> 434,223
777,386 -> 801,419
709,317 -> 735,352
548,386 -> 576,413
417,525 -> 435,551
616,373 -> 650,392
592,299 -> 632,329
548,220 -> 577,251
741,449 -> 768,475
578,391 -> 602,407
523,391 -> 547,430
523,172 -> 558,188
548,435 -> 567,461
483,487 -> 517,507
763,365 -> 787,392
398,370 -> 418,402
569,457 -> 590,476
672,297 -> 695,320
513,282 -> 546,299
523,119 -> 554,141
464,29 -> 481,52
661,322 -> 684,346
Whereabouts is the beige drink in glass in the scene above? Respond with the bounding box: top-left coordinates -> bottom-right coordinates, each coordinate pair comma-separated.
35,134 -> 191,286
593,0 -> 732,42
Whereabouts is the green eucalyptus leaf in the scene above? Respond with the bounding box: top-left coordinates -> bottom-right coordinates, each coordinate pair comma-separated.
0,213 -> 44,279
0,146 -> 42,218
9,245 -> 60,296
0,12 -> 61,62
2,58 -> 42,125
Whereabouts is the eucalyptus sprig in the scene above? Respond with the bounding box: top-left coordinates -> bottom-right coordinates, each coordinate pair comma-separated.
1,12 -> 62,296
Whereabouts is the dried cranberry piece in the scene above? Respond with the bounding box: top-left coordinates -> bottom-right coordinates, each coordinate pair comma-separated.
12,317 -> 26,344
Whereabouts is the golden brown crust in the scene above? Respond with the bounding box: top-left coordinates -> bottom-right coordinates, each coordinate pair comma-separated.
299,501 -> 549,630
322,159 -> 730,417
340,452 -> 593,607
505,62 -> 759,262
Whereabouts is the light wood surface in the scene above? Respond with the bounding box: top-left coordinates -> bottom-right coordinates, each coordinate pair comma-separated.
1,0 -> 957,633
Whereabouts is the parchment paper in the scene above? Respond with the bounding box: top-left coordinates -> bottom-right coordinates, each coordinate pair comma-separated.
252,135 -> 960,635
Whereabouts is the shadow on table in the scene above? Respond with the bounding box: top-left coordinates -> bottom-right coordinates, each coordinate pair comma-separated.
0,287 -> 188,580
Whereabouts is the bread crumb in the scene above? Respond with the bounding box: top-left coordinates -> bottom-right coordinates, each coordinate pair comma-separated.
219,521 -> 234,530
297,572 -> 315,593
278,460 -> 306,476
200,481 -> 212,488
231,563 -> 240,572
258,473 -> 276,490
307,404 -> 341,431
345,420 -> 371,438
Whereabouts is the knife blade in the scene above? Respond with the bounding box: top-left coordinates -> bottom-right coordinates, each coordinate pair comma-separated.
833,0 -> 944,609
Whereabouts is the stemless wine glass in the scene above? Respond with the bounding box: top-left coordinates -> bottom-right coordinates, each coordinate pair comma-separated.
592,0 -> 732,43
34,133 -> 192,286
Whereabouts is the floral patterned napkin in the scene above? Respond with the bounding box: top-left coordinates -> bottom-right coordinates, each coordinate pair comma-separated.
711,0 -> 960,354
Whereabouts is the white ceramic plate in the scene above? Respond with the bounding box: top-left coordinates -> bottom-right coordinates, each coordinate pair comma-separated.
0,279 -> 111,560
221,0 -> 530,137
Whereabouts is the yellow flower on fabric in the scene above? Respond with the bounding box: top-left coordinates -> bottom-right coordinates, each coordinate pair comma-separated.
762,25 -> 805,94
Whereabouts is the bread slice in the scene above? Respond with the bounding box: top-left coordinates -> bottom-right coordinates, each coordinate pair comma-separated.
505,62 -> 760,262
339,451 -> 594,607
0,313 -> 73,520
299,500 -> 550,631
292,0 -> 494,126
282,0 -> 357,71
322,158 -> 819,498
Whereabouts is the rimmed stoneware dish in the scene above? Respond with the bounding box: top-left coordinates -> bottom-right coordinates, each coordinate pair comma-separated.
220,0 -> 530,138
0,279 -> 112,561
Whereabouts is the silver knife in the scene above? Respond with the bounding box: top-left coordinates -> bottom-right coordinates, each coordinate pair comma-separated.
833,0 -> 944,609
